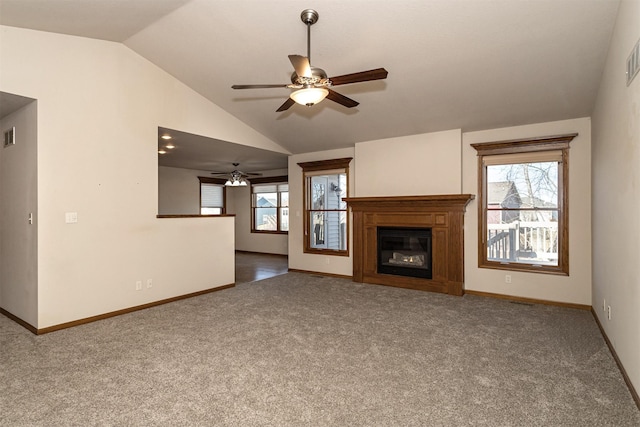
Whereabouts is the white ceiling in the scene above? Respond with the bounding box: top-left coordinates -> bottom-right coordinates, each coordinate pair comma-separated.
0,92 -> 35,120
0,0 -> 191,41
0,0 -> 621,169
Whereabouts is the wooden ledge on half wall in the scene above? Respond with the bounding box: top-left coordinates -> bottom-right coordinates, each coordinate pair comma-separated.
156,214 -> 235,218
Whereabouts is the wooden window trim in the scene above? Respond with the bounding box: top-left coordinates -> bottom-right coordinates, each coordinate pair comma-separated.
249,175 -> 288,185
250,176 -> 289,234
471,134 -> 577,276
198,176 -> 227,215
297,157 -> 352,172
298,158 -> 352,256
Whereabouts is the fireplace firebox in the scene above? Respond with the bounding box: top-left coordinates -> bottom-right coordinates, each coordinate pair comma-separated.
377,227 -> 432,279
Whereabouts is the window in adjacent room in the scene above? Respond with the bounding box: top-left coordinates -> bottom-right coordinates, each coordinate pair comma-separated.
471,134 -> 576,275
251,176 -> 289,233
199,177 -> 226,215
298,158 -> 352,255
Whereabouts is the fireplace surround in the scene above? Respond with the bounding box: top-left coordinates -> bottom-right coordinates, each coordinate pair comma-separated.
344,194 -> 474,296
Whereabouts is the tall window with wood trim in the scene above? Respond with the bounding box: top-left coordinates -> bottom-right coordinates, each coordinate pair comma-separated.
198,177 -> 226,215
251,176 -> 289,233
472,134 -> 576,275
298,158 -> 352,255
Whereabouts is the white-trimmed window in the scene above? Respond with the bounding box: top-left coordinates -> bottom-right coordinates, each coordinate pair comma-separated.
472,134 -> 576,275
251,177 -> 289,233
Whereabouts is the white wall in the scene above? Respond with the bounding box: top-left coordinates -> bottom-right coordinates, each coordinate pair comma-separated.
288,148 -> 355,276
591,0 -> 640,394
352,121 -> 591,304
0,26 -> 288,328
463,118 -> 592,305
158,166 -> 289,254
0,100 -> 38,325
229,168 -> 289,255
354,129 -> 462,196
158,166 -> 211,215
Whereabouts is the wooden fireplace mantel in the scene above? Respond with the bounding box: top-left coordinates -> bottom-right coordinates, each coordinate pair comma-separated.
344,194 -> 474,296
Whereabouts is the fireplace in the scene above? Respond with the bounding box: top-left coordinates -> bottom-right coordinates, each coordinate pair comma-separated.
377,227 -> 432,279
344,195 -> 474,296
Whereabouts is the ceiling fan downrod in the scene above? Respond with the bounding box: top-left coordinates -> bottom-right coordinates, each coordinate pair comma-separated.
300,9 -> 319,64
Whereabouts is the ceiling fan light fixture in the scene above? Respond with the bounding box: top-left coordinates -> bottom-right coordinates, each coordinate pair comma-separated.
225,176 -> 248,187
290,87 -> 329,106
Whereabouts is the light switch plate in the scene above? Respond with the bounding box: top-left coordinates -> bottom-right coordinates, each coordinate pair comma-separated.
65,212 -> 78,223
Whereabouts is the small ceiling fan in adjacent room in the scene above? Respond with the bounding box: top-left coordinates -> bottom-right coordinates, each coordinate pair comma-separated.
231,9 -> 388,112
211,163 -> 262,186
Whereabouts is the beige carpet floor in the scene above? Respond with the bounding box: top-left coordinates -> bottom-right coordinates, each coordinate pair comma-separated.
1,272 -> 639,426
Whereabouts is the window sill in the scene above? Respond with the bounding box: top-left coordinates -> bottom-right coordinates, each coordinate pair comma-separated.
480,262 -> 568,276
303,248 -> 349,257
250,230 -> 288,235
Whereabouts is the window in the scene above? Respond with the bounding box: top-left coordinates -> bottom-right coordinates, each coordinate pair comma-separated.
298,158 -> 352,255
472,134 -> 576,275
251,177 -> 289,233
198,177 -> 226,215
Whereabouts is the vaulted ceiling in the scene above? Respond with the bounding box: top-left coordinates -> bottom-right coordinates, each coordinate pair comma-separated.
0,0 -> 620,163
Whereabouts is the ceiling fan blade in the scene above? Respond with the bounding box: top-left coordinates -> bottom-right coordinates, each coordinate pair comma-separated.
326,89 -> 359,108
276,97 -> 296,112
232,84 -> 290,89
329,68 -> 388,86
288,54 -> 312,78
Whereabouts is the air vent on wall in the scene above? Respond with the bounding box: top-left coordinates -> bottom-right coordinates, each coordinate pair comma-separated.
3,127 -> 15,148
627,38 -> 640,86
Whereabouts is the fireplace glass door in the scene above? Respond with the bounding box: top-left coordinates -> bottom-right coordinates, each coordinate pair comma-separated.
377,227 -> 432,279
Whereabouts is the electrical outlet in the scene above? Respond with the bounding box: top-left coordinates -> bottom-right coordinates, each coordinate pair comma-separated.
135,280 -> 142,291
505,274 -> 512,284
146,279 -> 153,288
326,257 -> 330,265
607,306 -> 611,320
603,299 -> 606,311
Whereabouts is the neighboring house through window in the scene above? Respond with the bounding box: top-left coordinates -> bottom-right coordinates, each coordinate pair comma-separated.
250,176 -> 289,233
198,177 -> 226,215
472,134 -> 576,275
297,158 -> 351,255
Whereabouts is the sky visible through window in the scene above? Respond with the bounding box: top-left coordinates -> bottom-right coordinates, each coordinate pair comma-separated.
488,161 -> 558,207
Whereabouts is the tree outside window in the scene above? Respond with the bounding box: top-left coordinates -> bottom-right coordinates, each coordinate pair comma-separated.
472,134 -> 576,275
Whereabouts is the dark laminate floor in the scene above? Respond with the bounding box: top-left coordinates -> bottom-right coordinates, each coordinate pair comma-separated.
235,251 -> 288,284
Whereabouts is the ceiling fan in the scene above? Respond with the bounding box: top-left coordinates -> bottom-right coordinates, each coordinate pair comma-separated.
211,163 -> 262,186
231,9 -> 388,112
